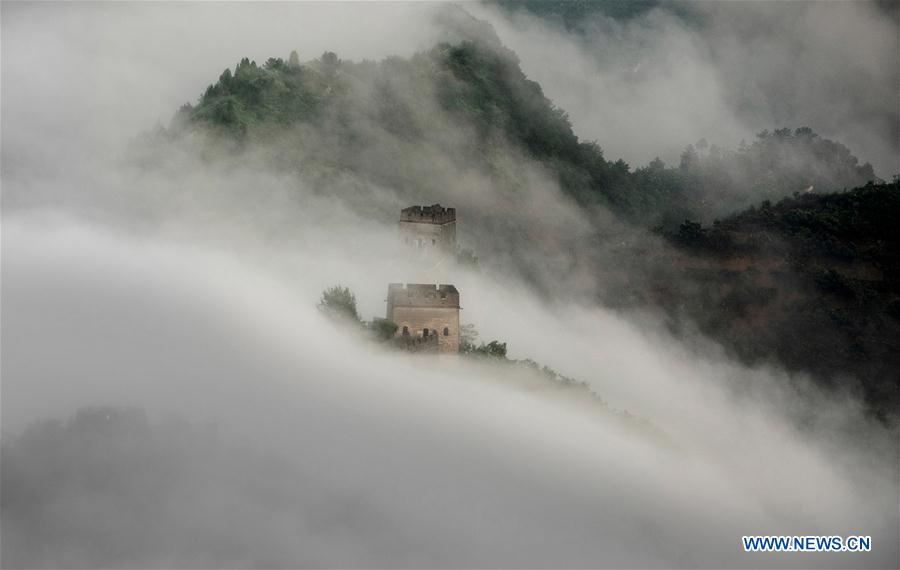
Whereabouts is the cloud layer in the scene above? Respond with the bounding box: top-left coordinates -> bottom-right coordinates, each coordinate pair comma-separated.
474,1 -> 899,177
4,216 -> 897,568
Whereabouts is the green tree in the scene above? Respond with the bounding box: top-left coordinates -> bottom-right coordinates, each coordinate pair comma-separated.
458,323 -> 479,352
369,318 -> 399,340
317,285 -> 360,323
456,247 -> 479,269
480,340 -> 507,359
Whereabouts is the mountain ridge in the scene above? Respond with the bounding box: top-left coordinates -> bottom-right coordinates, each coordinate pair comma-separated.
146,29 -> 897,417
165,36 -> 878,227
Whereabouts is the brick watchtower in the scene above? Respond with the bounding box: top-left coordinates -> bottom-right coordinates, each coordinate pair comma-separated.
399,204 -> 456,257
386,283 -> 460,353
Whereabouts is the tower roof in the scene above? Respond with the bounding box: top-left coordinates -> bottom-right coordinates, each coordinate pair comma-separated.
400,204 -> 456,224
387,283 -> 459,308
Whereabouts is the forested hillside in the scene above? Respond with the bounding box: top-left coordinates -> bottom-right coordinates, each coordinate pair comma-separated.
146,21 -> 896,417
661,181 -> 900,417
165,31 -> 875,227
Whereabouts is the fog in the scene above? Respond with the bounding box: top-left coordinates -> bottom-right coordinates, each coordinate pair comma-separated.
2,2 -> 898,568
473,1 -> 899,178
5,212 -> 897,568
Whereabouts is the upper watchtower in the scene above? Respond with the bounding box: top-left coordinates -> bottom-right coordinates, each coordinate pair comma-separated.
400,204 -> 456,224
399,204 -> 457,257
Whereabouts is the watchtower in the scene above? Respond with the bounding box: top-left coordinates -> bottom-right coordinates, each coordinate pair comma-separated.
386,283 -> 460,353
399,204 -> 456,257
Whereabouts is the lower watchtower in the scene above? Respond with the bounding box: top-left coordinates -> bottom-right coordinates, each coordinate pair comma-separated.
386,283 -> 460,354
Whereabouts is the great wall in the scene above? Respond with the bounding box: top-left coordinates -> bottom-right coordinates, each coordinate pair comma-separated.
387,204 -> 461,354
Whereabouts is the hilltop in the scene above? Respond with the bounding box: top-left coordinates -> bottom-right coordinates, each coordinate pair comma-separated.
162,28 -> 876,227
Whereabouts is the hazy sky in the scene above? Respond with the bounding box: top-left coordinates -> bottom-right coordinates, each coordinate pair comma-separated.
2,2 -> 898,568
4,1 -> 896,176
473,1 -> 899,177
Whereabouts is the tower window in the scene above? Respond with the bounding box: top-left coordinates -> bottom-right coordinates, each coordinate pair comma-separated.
422,328 -> 429,337
402,326 -> 409,336
443,327 -> 449,336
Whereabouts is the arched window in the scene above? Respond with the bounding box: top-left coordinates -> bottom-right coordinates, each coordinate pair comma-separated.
443,327 -> 449,336
422,328 -> 429,337
402,326 -> 409,336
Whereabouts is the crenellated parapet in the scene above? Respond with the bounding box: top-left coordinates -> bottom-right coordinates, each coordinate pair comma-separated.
400,204 -> 456,224
387,283 -> 460,308
398,203 -> 457,257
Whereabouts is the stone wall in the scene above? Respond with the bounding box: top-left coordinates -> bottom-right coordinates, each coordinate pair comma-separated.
390,306 -> 459,354
393,331 -> 439,353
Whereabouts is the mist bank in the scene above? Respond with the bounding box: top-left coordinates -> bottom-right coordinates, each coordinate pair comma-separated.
479,0 -> 899,181
154,14 -> 880,228
3,216 -> 898,568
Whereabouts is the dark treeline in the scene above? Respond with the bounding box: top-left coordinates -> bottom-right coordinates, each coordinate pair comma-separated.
658,181 -> 900,417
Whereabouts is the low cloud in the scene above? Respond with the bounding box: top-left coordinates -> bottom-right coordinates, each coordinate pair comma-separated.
473,1 -> 899,178
3,216 -> 898,568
